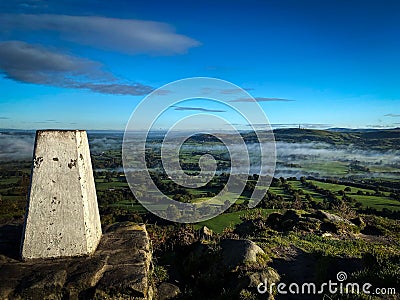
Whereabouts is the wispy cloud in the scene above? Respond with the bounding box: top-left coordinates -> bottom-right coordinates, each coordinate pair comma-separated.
1,0 -> 48,11
229,97 -> 295,103
34,120 -> 61,124
199,87 -> 254,95
0,41 -> 154,95
0,117 -> 9,120
219,88 -> 254,94
173,106 -> 226,113
152,89 -> 172,96
72,82 -> 153,95
384,113 -> 400,117
0,14 -> 200,55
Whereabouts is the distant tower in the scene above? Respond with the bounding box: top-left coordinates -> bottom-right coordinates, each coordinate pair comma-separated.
21,130 -> 102,259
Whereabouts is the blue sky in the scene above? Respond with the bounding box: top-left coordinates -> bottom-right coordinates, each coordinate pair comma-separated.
0,0 -> 399,130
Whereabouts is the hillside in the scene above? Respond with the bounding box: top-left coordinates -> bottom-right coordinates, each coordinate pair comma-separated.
239,128 -> 400,150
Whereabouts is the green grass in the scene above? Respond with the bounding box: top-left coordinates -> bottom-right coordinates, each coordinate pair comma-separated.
303,180 -> 399,211
193,211 -> 246,233
369,164 -> 400,173
290,181 -> 325,202
267,186 -> 292,200
310,180 -> 353,192
258,231 -> 400,259
302,161 -> 349,176
310,180 -> 378,195
194,208 -> 276,233
191,192 -> 247,205
352,194 -> 400,211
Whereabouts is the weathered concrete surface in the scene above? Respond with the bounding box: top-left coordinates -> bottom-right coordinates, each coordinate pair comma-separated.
0,222 -> 153,299
21,130 -> 102,259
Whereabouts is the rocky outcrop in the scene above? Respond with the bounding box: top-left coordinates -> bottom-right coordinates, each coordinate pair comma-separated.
267,210 -> 322,232
314,210 -> 353,225
266,210 -> 363,234
0,222 -> 153,299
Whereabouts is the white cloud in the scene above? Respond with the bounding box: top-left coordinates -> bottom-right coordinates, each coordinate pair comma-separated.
229,97 -> 295,103
0,14 -> 201,55
0,41 -> 154,95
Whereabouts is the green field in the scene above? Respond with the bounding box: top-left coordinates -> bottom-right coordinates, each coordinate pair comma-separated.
301,161 -> 349,176
309,180 -> 399,211
194,209 -> 277,233
352,194 -> 400,211
100,177 -> 400,214
289,181 -> 325,202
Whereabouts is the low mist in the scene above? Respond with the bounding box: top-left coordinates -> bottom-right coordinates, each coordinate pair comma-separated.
1,131 -> 398,180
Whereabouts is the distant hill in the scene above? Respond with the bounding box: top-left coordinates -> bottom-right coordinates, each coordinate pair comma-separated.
239,128 -> 400,150
327,127 -> 379,133
281,128 -> 400,150
327,127 -> 400,133
2,128 -> 399,151
272,128 -> 358,144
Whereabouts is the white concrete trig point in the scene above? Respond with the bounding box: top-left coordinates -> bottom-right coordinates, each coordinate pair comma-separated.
21,130 -> 102,259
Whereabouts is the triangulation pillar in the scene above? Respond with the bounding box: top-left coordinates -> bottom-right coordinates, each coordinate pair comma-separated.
21,130 -> 102,259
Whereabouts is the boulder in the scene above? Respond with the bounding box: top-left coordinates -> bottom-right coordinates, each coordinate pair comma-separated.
220,239 -> 265,267
246,268 -> 280,289
157,282 -> 180,300
199,226 -> 213,240
315,210 -> 352,225
297,217 -> 322,232
314,211 -> 361,234
322,232 -> 332,238
17,268 -> 68,299
234,268 -> 280,300
0,222 -> 153,299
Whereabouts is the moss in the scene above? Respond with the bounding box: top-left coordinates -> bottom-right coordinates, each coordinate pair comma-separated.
239,289 -> 257,300
153,265 -> 169,283
255,252 -> 271,266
